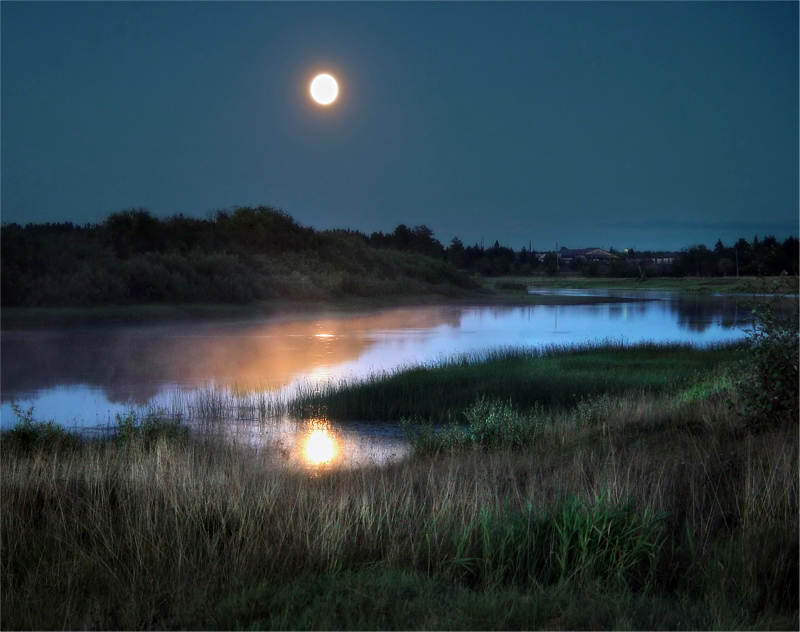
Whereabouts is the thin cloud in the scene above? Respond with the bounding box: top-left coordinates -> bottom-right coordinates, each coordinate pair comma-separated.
597,218 -> 799,233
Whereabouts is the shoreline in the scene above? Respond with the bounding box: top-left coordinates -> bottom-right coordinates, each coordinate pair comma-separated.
1,274 -> 792,329
0,292 -> 649,330
486,274 -> 798,294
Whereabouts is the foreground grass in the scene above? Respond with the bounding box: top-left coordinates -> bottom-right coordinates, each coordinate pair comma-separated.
2,351 -> 798,629
214,567 -> 795,631
291,342 -> 745,421
2,415 -> 796,629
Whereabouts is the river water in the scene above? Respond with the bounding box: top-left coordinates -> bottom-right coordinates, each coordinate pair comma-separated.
1,290 -> 751,467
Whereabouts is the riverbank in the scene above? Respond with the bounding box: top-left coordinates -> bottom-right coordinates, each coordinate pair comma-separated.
4,271 -> 793,330
484,274 -> 799,294
0,291 -> 646,330
2,342 -> 797,630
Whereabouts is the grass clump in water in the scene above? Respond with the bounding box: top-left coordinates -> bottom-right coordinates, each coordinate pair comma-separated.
115,411 -> 189,449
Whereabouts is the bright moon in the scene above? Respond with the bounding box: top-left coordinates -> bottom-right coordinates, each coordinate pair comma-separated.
310,74 -> 338,105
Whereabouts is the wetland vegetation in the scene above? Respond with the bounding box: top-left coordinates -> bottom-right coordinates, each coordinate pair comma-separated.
2,324 -> 798,629
290,342 -> 744,422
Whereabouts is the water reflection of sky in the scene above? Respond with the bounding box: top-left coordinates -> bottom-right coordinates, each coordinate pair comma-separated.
1,294 -> 750,435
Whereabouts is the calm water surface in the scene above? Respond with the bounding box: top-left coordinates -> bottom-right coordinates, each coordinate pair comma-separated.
1,291 -> 750,467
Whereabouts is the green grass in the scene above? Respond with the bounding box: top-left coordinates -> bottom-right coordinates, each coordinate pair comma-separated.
489,274 -> 799,294
290,342 -> 745,421
210,567 -> 797,631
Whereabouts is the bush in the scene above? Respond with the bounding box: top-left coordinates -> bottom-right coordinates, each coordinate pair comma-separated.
1,406 -> 80,454
404,397 -> 545,454
740,289 -> 799,428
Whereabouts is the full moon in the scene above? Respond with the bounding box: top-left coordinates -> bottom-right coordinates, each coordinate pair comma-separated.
310,73 -> 338,105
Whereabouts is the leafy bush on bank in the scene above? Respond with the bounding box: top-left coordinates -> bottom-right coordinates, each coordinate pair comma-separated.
739,289 -> 799,428
0,405 -> 80,454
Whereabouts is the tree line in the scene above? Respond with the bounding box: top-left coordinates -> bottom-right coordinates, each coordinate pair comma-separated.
0,207 -> 475,307
362,224 -> 799,278
2,207 -> 797,307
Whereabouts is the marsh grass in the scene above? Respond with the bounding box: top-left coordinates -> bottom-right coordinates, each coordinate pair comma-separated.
2,371 -> 797,629
113,384 -> 289,427
291,341 -> 745,421
403,367 -> 744,457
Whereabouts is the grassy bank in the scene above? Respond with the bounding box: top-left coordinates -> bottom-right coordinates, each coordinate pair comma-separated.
485,274 -> 799,294
290,342 -> 745,421
2,361 -> 797,629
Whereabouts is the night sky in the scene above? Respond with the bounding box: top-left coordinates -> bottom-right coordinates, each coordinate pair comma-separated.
2,1 -> 797,251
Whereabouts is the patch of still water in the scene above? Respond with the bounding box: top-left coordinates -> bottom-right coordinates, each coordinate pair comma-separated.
1,293 -> 751,467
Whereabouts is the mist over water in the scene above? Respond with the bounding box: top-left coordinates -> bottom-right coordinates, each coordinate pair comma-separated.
1,292 -> 750,466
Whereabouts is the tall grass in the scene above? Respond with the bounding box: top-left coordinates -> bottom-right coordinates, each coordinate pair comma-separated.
93,384 -> 289,430
2,378 -> 797,629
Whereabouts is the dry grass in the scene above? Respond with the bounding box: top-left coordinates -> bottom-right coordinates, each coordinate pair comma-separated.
2,380 -> 797,629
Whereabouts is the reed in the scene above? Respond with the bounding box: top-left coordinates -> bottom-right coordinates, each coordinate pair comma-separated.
2,376 -> 797,629
290,341 -> 745,421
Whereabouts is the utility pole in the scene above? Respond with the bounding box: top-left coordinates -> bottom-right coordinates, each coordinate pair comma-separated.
556,242 -> 559,270
735,246 -> 739,277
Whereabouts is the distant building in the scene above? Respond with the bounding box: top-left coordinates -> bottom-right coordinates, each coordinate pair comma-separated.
651,252 -> 681,265
558,247 -> 616,263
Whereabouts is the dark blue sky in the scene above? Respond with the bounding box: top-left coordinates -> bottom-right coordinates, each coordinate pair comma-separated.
2,1 -> 797,250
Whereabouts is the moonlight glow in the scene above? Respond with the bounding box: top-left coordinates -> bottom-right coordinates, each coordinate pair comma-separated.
310,74 -> 338,105
305,428 -> 335,465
